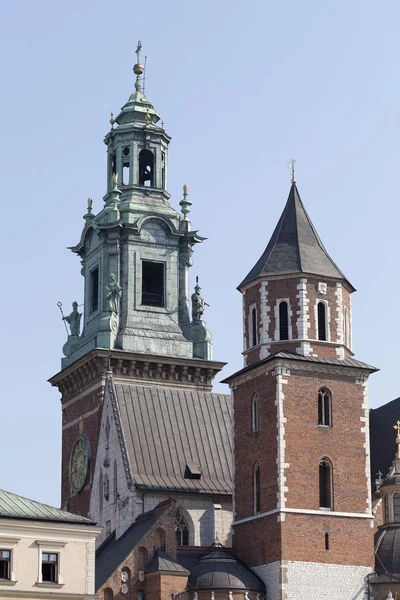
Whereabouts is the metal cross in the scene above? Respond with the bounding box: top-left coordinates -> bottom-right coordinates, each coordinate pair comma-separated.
135,40 -> 142,64
394,421 -> 400,437
288,159 -> 296,181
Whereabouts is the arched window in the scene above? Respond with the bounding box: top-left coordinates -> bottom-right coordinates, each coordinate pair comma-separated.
139,150 -> 154,187
317,302 -> 327,341
279,301 -> 289,340
319,459 -> 333,509
252,394 -> 259,432
254,464 -> 261,514
104,589 -> 113,600
384,494 -> 389,524
251,307 -> 257,347
175,511 -> 189,546
394,494 -> 400,522
318,388 -> 332,427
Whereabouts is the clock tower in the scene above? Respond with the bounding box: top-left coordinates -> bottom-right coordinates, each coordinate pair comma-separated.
49,46 -> 225,518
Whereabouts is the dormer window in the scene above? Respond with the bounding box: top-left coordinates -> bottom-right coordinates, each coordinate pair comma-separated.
139,150 -> 154,187
184,462 -> 201,479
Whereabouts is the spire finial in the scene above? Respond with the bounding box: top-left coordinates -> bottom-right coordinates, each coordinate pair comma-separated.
109,112 -> 115,129
288,158 -> 296,183
394,421 -> 400,458
87,198 -> 93,212
133,41 -> 145,91
180,184 -> 192,220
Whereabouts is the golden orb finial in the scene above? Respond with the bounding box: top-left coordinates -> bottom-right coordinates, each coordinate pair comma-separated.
145,111 -> 151,123
183,184 -> 188,195
109,111 -> 115,129
87,198 -> 93,210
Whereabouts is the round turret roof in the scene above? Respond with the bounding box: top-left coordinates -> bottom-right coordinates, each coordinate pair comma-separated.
186,547 -> 264,592
375,527 -> 400,574
379,474 -> 400,490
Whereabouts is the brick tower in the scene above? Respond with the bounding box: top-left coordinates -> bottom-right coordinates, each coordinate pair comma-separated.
49,45 -> 229,523
223,179 -> 377,599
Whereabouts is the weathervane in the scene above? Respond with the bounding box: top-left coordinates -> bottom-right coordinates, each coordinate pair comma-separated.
394,420 -> 400,458
288,159 -> 296,183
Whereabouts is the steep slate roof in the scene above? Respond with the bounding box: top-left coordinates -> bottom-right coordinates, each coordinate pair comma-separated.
0,489 -> 94,525
222,350 -> 378,384
114,383 -> 232,494
370,397 -> 400,488
239,183 -> 354,291
146,548 -> 189,575
96,510 -> 157,590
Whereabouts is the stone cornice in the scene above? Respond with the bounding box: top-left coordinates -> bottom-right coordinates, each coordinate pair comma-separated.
49,349 -> 226,400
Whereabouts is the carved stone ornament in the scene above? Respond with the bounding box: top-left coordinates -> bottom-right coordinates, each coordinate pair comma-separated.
318,282 -> 327,294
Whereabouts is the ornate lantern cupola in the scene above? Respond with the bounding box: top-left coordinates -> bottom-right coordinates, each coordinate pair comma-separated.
59,43 -> 214,369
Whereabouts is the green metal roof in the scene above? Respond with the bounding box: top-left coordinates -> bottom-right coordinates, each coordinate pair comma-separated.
0,489 -> 96,525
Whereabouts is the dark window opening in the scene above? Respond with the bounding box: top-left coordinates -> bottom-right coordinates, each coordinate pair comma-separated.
0,550 -> 10,580
318,389 -> 332,427
319,460 -> 332,509
104,589 -> 113,600
123,147 -> 130,156
279,301 -> 289,340
175,512 -> 189,546
90,267 -> 99,313
325,533 -> 329,550
110,152 -> 116,180
138,591 -> 145,600
254,465 -> 261,514
42,553 -> 58,583
139,149 -> 154,187
394,494 -> 400,522
318,302 -> 327,341
251,307 -> 257,347
122,163 -> 130,185
161,152 -> 166,188
142,261 -> 164,307
252,395 -> 259,432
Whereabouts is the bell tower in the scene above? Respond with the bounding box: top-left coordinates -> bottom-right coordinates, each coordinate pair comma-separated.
223,176 -> 377,600
50,44 -> 224,516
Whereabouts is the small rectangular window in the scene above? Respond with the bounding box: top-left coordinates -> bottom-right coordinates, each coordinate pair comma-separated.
0,550 -> 10,580
90,267 -> 99,313
251,308 -> 257,347
42,553 -> 58,583
142,261 -> 165,307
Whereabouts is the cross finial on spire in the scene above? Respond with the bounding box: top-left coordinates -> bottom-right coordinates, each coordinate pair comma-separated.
135,40 -> 142,64
288,159 -> 296,183
133,41 -> 145,91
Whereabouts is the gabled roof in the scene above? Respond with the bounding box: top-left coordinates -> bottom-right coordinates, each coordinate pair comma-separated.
0,489 -> 95,525
146,548 -> 189,575
239,183 -> 354,291
222,350 -> 378,384
96,510 -> 157,590
114,383 -> 232,495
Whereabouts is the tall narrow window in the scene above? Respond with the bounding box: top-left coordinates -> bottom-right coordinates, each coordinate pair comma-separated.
175,511 -> 189,546
161,151 -> 166,189
317,302 -> 327,341
42,553 -> 58,583
325,533 -> 329,550
344,307 -> 350,348
394,494 -> 400,522
384,494 -> 389,524
279,301 -> 289,340
139,150 -> 154,186
142,261 -> 165,307
0,550 -> 10,580
319,459 -> 333,509
251,308 -> 257,347
252,394 -> 259,432
90,267 -> 99,313
104,590 -> 113,600
318,388 -> 332,427
254,464 -> 261,514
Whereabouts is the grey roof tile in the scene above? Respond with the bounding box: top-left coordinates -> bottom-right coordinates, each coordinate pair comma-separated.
0,489 -> 95,525
146,548 -> 189,575
114,383 -> 232,495
239,183 -> 354,290
370,397 -> 400,489
222,350 -> 378,384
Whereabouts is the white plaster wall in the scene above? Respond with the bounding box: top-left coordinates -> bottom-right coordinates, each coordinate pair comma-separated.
89,387 -> 134,547
253,561 -> 371,600
143,493 -> 232,547
0,518 -> 100,597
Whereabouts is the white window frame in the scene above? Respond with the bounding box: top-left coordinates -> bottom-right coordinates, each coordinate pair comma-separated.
0,537 -> 20,584
315,300 -> 330,342
35,541 -> 66,586
274,298 -> 292,341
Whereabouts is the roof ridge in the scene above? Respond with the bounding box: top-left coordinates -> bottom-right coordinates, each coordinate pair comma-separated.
0,489 -> 93,522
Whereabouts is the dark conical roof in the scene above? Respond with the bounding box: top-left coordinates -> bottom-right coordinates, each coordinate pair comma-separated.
239,183 -> 354,291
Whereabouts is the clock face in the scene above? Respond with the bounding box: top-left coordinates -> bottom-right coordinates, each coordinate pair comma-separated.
69,435 -> 90,493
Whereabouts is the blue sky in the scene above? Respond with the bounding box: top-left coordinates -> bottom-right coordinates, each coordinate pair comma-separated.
0,0 -> 398,507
